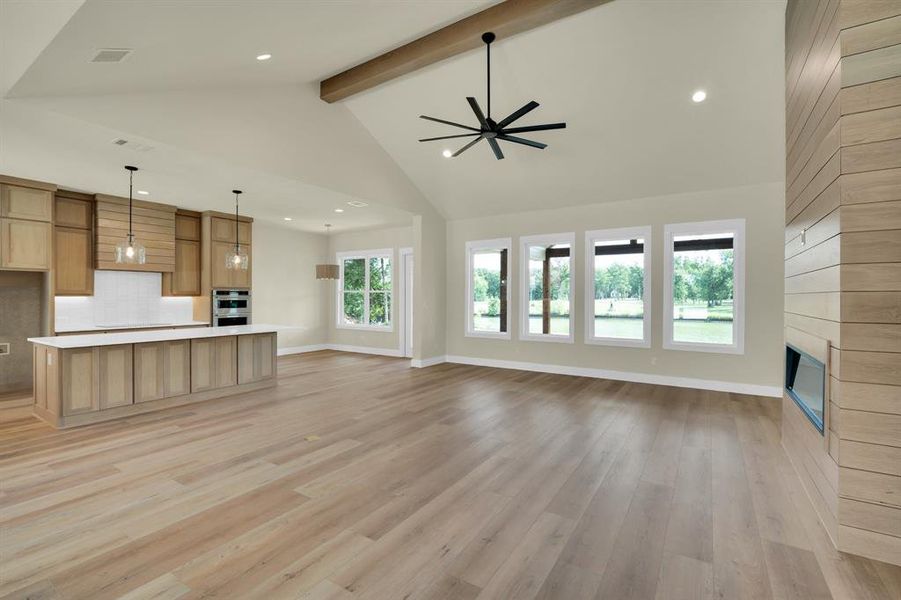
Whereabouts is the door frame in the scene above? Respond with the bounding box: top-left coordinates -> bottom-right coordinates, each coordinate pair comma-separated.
398,247 -> 414,358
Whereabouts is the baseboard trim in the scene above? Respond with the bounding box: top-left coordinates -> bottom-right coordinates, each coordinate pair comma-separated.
327,344 -> 404,358
277,344 -> 328,356
444,355 -> 781,397
411,355 -> 447,368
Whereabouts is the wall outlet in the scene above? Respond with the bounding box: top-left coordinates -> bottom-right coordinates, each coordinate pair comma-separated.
0,343 -> 9,356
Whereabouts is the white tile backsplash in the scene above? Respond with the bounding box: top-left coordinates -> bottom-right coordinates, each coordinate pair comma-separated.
56,271 -> 195,330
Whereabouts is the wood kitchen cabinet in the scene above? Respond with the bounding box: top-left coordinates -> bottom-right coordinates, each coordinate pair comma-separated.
238,333 -> 276,384
58,344 -> 133,415
202,211 -> 252,293
1,184 -> 53,222
55,227 -> 93,294
211,216 -> 251,244
1,218 -> 52,270
191,336 -> 237,392
98,344 -> 133,410
134,340 -> 191,403
163,211 -> 201,296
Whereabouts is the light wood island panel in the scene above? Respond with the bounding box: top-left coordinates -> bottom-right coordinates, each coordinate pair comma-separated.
31,329 -> 277,428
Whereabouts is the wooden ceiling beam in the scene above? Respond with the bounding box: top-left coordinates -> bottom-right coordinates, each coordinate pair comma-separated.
319,0 -> 612,103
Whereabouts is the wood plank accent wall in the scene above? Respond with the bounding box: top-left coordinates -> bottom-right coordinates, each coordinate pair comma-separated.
94,194 -> 177,272
785,0 -> 901,567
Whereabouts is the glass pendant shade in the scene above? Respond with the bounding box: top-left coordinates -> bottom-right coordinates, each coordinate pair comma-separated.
115,165 -> 147,265
225,245 -> 249,270
115,234 -> 146,265
225,189 -> 249,270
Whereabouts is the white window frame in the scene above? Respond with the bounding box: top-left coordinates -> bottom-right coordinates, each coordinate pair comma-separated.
663,219 -> 745,354
336,248 -> 394,332
519,232 -> 576,344
584,226 -> 652,348
465,238 -> 512,340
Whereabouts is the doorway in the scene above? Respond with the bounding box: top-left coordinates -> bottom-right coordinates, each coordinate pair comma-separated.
400,248 -> 413,358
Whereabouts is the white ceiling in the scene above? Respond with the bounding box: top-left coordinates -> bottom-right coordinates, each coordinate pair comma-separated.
0,0 -> 785,229
346,0 -> 786,219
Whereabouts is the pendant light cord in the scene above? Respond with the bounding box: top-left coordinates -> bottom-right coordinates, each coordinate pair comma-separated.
128,169 -> 133,241
486,39 -> 491,120
234,192 -> 240,254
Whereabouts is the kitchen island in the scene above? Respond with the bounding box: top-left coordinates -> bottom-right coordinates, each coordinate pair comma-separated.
28,325 -> 277,428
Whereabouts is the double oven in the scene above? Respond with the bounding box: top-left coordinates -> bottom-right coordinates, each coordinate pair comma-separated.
212,289 -> 251,326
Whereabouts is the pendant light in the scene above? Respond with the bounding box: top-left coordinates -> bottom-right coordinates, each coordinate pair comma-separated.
225,189 -> 249,270
316,223 -> 339,280
114,165 -> 147,265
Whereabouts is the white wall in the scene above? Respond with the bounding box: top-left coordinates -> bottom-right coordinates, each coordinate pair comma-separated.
252,222 -> 328,350
445,182 -> 784,393
327,224 -> 413,353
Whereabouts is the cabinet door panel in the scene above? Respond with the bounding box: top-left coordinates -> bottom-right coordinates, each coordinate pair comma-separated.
230,244 -> 252,289
238,333 -> 276,384
211,217 -> 250,244
175,214 -> 201,241
1,185 -> 52,221
1,219 -> 52,270
164,239 -> 201,296
61,348 -> 98,415
55,197 -> 92,229
55,227 -> 93,295
191,338 -> 216,392
164,340 -> 191,397
99,345 -> 133,409
214,336 -> 237,388
134,343 -> 165,403
210,241 -> 233,289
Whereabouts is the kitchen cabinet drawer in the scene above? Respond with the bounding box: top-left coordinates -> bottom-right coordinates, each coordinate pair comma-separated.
1,184 -> 52,222
1,218 -> 52,270
55,226 -> 93,295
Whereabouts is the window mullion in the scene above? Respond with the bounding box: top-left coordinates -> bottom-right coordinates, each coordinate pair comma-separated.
363,255 -> 370,325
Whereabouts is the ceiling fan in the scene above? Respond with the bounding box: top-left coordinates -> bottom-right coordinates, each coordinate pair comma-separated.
419,31 -> 566,160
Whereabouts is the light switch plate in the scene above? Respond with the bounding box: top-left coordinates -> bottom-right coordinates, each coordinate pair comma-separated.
0,343 -> 9,356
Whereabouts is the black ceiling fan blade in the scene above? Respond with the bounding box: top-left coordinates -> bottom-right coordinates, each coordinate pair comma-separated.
501,122 -> 567,134
466,97 -> 490,129
452,136 -> 484,157
418,133 -> 481,142
498,134 -> 547,150
496,100 -> 540,129
487,137 -> 504,160
419,115 -> 481,132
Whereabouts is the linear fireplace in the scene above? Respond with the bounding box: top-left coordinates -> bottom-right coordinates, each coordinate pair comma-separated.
785,344 -> 825,434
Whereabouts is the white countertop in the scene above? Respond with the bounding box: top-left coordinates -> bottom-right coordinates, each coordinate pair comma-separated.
29,324 -> 282,349
54,321 -> 210,333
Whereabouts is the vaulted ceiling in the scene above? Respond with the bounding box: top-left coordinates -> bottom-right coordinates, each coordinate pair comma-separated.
0,0 -> 785,231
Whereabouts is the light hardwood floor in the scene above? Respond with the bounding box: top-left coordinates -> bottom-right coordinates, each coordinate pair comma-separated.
1,351 -> 899,599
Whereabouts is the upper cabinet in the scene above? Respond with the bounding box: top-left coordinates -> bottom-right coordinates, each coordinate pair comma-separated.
162,210 -> 202,296
0,179 -> 55,272
94,194 -> 177,272
54,191 -> 94,295
202,212 -> 252,291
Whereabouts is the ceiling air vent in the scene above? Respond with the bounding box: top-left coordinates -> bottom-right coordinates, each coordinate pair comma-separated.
112,138 -> 128,145
91,48 -> 132,63
347,200 -> 369,208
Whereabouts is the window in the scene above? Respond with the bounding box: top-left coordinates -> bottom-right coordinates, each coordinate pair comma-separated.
585,226 -> 651,347
520,233 -> 575,342
465,238 -> 511,339
664,219 -> 745,353
337,249 -> 393,330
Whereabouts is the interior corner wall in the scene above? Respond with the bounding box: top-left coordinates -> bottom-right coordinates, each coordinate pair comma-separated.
445,182 -> 785,393
327,224 -> 414,353
251,222 -> 328,350
413,211 -> 447,362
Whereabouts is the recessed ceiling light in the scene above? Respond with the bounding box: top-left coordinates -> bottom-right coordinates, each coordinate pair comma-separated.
137,190 -> 149,195
442,149 -> 453,158
283,217 -> 292,221
692,90 -> 707,103
347,200 -> 368,208
256,53 -> 272,61
334,208 -> 344,213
